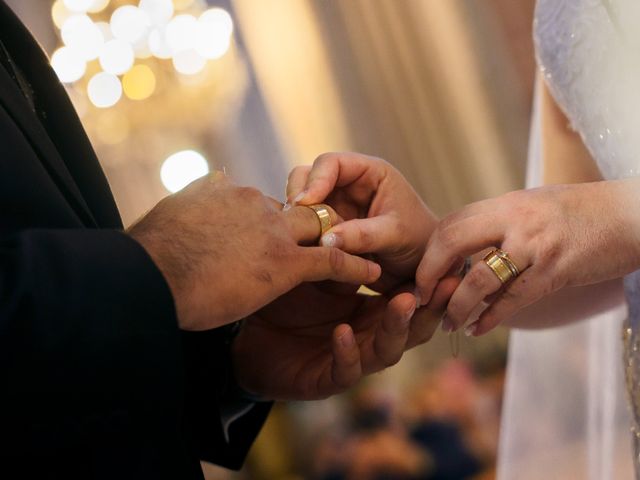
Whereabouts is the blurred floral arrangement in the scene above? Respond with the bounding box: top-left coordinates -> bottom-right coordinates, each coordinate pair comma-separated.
49,0 -> 249,191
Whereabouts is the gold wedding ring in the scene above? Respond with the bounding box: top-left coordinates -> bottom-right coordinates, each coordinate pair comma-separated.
483,249 -> 520,285
306,204 -> 333,238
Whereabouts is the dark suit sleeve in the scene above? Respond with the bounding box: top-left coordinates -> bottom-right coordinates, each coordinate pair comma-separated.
0,229 -> 266,472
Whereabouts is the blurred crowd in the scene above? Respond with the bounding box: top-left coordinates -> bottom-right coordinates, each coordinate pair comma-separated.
302,357 -> 505,480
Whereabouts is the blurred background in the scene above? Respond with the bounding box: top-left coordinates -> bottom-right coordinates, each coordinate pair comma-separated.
8,0 -> 537,478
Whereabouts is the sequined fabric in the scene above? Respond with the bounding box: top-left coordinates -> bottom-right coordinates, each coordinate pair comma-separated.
625,271 -> 640,474
535,0 -> 640,475
535,0 -> 640,180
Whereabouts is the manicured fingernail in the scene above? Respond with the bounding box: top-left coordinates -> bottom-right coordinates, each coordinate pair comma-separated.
413,288 -> 422,309
340,332 -> 355,348
464,323 -> 478,337
321,232 -> 340,248
292,190 -> 307,206
441,314 -> 454,333
404,304 -> 417,323
282,201 -> 292,211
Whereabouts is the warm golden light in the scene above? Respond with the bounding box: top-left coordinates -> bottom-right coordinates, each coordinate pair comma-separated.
61,14 -> 104,61
63,0 -> 94,13
172,0 -> 195,11
52,1 -> 73,29
88,72 -> 123,108
148,26 -> 172,59
160,150 -> 209,193
51,46 -> 87,83
50,0 -> 242,109
99,38 -> 135,75
110,5 -> 150,45
172,49 -> 206,75
95,21 -> 113,42
88,0 -> 110,13
122,64 -> 156,100
195,8 -> 233,60
165,14 -> 197,54
139,0 -> 174,25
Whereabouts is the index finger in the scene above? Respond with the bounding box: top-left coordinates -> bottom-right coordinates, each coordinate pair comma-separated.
415,213 -> 505,305
287,152 -> 385,206
283,204 -> 343,245
300,246 -> 381,285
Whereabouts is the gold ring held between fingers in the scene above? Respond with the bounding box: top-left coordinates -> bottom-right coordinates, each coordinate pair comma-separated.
306,204 -> 333,238
483,249 -> 520,285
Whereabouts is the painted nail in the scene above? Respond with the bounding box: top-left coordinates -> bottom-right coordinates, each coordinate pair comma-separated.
464,323 -> 478,337
340,332 -> 355,348
292,190 -> 307,206
321,232 -> 339,248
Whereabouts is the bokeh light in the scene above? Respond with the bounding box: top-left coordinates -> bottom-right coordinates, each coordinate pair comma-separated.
195,8 -> 233,60
61,14 -> 104,60
199,8 -> 233,38
165,14 -> 197,54
110,5 -> 150,45
139,0 -> 174,26
122,64 -> 156,100
88,0 -> 110,13
148,26 -> 172,59
160,150 -> 209,193
95,21 -> 113,42
172,49 -> 207,75
172,0 -> 195,10
63,0 -> 94,13
52,1 -> 73,29
87,72 -> 123,108
51,46 -> 87,83
50,0 -> 238,108
99,39 -> 135,75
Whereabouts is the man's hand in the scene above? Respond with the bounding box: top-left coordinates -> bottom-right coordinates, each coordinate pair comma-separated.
232,283 -> 440,401
286,153 -> 437,287
286,152 -> 459,308
128,172 -> 381,331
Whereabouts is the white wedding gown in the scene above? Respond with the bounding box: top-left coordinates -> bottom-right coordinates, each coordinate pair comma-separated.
498,0 -> 640,478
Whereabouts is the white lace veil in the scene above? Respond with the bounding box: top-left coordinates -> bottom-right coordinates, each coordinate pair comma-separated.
497,79 -> 634,480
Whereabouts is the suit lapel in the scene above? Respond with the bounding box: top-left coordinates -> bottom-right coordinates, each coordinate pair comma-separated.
0,1 -> 123,229
0,64 -> 98,227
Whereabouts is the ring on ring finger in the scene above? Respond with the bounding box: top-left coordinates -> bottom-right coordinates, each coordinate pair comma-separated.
483,249 -> 520,285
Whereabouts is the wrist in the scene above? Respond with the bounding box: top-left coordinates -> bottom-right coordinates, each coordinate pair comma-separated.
228,322 -> 270,402
127,227 -> 195,330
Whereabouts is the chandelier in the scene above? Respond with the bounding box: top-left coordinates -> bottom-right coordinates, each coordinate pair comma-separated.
50,0 -> 235,109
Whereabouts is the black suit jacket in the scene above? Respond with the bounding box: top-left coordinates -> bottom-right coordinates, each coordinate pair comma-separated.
0,3 -> 269,478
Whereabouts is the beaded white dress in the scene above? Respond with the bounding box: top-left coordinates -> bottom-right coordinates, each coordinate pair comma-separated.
499,0 -> 640,478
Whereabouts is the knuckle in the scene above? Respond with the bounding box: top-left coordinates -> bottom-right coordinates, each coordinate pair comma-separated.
436,225 -> 460,251
466,267 -> 488,291
500,287 -> 521,304
327,247 -> 346,273
288,165 -> 305,180
356,224 -> 374,250
238,186 -> 263,201
536,237 -> 562,264
314,152 -> 339,167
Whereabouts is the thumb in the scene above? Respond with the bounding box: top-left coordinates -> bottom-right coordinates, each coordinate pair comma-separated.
319,215 -> 400,254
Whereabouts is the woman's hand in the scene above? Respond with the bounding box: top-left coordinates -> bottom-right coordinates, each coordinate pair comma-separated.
415,178 -> 640,336
286,152 -> 458,302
